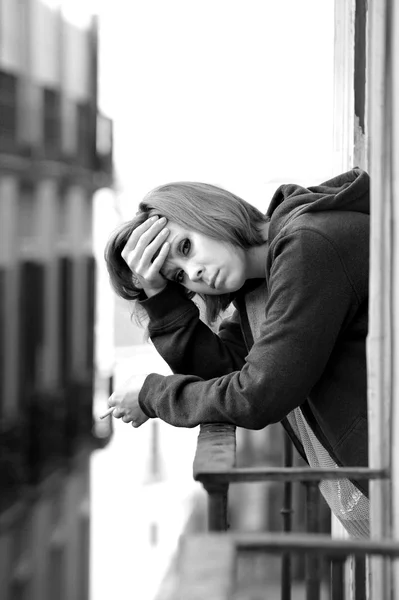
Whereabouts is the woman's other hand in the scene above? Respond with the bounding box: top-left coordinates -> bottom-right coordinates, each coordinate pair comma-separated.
108,374 -> 150,428
121,216 -> 170,298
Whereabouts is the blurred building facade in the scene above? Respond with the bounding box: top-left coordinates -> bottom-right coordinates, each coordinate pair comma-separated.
0,1 -> 113,598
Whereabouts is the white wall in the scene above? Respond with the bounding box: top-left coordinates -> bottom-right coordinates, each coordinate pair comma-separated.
32,0 -> 60,86
0,0 -> 21,71
62,20 -> 91,100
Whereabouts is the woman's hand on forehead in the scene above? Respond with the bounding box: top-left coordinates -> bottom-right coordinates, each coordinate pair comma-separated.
121,216 -> 171,298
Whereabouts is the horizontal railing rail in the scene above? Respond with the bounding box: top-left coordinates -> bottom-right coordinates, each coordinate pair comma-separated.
193,423 -> 388,531
195,465 -> 388,484
183,530 -> 399,562
174,532 -> 399,600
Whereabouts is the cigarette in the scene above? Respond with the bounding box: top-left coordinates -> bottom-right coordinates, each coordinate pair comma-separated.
99,407 -> 115,419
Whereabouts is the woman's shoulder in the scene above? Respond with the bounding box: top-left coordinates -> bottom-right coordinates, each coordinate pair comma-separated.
274,209 -> 368,249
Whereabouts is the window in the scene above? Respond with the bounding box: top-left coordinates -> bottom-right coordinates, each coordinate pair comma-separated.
77,101 -> 93,167
43,87 -> 61,156
0,70 -> 17,147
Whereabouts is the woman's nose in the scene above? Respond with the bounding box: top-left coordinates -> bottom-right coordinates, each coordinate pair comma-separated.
187,264 -> 203,282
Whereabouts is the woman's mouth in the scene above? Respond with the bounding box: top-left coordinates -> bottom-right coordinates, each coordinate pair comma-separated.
210,270 -> 219,289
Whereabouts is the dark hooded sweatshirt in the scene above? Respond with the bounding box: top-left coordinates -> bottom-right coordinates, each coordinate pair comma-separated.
138,168 -> 370,496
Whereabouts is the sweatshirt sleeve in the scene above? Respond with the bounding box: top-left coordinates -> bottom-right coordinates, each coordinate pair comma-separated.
138,229 -> 359,428
139,283 -> 248,379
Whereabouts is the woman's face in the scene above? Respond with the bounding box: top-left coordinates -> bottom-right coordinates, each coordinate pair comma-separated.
160,221 -> 248,295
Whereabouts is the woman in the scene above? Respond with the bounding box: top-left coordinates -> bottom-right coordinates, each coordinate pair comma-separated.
105,167 -> 370,537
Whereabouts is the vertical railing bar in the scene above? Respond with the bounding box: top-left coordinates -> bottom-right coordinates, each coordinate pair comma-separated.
331,556 -> 347,600
354,555 -> 367,600
206,485 -> 229,531
281,432 -> 293,600
305,482 -> 321,600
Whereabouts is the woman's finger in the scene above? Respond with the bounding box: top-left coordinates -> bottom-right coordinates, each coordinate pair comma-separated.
122,216 -> 159,256
134,218 -> 167,257
122,221 -> 169,278
112,406 -> 124,419
148,241 -> 170,274
107,395 -> 117,408
122,217 -> 166,261
140,228 -> 170,266
124,227 -> 168,272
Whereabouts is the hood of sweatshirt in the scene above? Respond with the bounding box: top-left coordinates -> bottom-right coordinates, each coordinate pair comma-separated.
266,168 -> 370,244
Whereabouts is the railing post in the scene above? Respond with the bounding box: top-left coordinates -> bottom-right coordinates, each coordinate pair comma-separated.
354,555 -> 366,599
281,432 -> 293,600
204,483 -> 229,532
331,556 -> 346,600
193,424 -> 236,532
304,481 -> 321,600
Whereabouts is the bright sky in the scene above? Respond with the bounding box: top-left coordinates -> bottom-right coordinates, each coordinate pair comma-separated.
96,0 -> 335,217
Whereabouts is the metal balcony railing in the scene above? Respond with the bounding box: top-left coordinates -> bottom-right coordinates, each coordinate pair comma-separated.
175,532 -> 399,600
192,423 -> 390,600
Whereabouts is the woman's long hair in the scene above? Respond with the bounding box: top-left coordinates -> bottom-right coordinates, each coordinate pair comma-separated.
105,181 -> 269,324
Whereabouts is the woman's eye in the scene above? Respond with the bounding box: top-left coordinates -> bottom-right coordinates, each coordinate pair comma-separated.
174,270 -> 185,284
180,239 -> 191,255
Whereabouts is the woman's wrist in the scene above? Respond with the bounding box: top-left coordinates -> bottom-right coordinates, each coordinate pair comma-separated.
143,283 -> 168,298
139,281 -> 195,321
